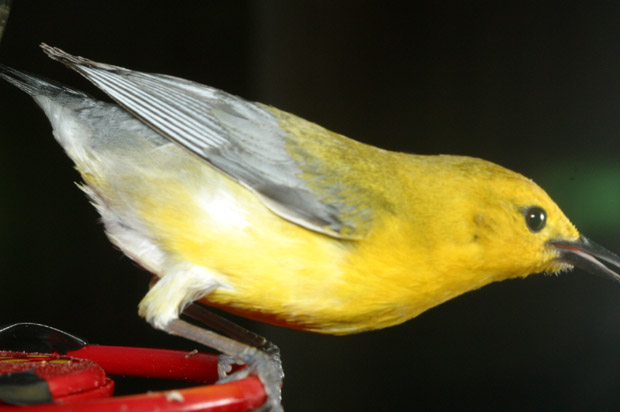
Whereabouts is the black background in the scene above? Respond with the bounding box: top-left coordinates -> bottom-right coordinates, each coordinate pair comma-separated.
1,2 -> 620,411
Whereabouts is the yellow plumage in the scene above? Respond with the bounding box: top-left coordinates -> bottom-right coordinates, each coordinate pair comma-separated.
73,100 -> 579,335
2,45 -> 618,412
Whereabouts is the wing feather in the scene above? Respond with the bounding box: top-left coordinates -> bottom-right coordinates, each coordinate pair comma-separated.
42,44 -> 382,239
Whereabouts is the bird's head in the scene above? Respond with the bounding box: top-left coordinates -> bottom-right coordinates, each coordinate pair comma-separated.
451,157 -> 620,282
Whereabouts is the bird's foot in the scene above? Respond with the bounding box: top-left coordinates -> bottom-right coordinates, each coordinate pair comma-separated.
217,346 -> 284,412
165,318 -> 284,412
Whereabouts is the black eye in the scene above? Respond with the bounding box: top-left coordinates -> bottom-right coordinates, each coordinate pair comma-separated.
524,206 -> 547,232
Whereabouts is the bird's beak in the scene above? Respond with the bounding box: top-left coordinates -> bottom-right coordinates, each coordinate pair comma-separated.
550,236 -> 620,282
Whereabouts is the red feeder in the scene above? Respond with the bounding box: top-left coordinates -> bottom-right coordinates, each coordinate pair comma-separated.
0,323 -> 266,412
0,351 -> 114,404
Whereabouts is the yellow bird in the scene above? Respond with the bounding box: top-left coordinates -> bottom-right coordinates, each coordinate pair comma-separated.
2,44 -> 620,411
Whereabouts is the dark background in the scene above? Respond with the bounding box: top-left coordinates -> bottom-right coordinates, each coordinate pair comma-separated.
1,2 -> 620,411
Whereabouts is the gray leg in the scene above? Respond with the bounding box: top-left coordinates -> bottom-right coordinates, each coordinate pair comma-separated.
183,302 -> 281,357
166,318 -> 284,412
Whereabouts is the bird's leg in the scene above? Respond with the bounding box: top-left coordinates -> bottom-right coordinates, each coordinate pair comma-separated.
183,302 -> 281,357
182,303 -> 282,382
141,272 -> 284,411
165,318 -> 283,412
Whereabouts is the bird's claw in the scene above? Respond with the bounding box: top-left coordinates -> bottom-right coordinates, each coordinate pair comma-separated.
217,353 -> 245,379
217,348 -> 284,412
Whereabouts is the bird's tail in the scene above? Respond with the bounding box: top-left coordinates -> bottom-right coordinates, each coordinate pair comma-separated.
0,64 -> 90,101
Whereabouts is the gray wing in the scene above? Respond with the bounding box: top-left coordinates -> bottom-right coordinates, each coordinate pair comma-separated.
42,44 -> 370,239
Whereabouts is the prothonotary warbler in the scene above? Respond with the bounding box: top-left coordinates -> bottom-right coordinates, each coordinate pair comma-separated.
2,44 -> 620,412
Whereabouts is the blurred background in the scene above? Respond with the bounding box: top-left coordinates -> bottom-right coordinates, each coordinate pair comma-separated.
1,1 -> 620,411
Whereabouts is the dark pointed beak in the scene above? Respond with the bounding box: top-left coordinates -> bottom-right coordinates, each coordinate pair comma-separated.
550,236 -> 620,282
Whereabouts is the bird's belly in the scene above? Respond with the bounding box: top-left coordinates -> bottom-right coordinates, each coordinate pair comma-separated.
86,157 -> 378,332
82,151 -> 431,335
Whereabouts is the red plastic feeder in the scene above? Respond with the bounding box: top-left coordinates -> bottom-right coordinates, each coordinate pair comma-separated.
0,351 -> 113,404
0,323 -> 266,412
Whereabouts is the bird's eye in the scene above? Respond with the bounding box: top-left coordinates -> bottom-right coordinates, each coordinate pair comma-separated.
524,206 -> 547,232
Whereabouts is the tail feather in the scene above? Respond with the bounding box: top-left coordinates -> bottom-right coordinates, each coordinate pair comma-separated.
0,64 -> 90,100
